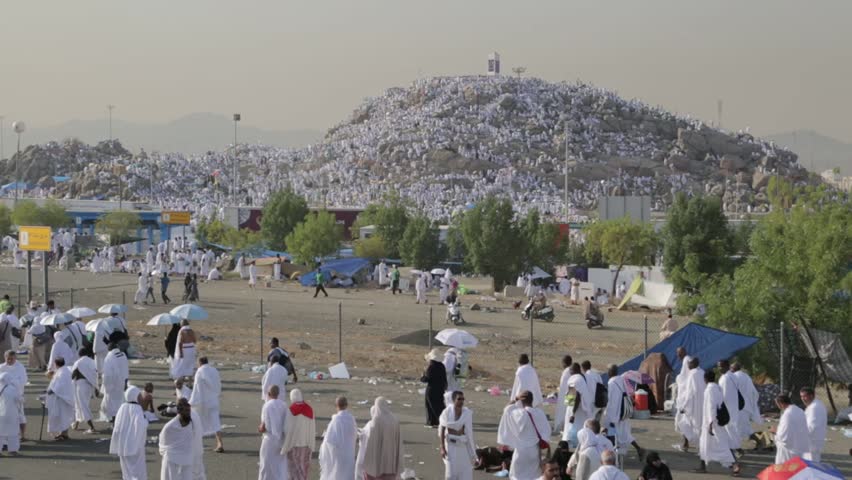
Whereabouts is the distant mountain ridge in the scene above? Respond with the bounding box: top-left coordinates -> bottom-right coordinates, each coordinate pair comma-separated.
765,130 -> 852,175
12,113 -> 323,154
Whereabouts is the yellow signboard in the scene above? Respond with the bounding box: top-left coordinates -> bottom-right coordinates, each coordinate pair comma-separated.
19,226 -> 52,252
162,211 -> 191,225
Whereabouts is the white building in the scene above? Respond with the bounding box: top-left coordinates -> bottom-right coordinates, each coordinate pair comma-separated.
487,52 -> 500,76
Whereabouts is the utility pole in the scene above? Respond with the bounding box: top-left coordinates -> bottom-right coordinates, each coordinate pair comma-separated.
717,99 -> 723,129
12,121 -> 25,206
107,104 -> 115,141
512,67 -> 526,95
564,122 -> 570,219
233,113 -> 241,206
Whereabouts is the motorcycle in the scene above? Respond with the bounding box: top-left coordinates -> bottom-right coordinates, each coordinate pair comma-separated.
521,301 -> 555,322
446,301 -> 465,325
586,310 -> 605,329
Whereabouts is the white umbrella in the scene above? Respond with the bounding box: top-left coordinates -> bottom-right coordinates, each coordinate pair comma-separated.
66,307 -> 97,318
444,268 -> 453,280
430,268 -> 446,275
86,317 -> 114,334
529,266 -> 551,280
146,313 -> 181,326
435,328 -> 479,349
170,304 -> 208,321
40,312 -> 75,326
98,304 -> 128,314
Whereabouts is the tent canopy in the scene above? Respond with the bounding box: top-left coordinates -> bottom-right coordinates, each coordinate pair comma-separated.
299,257 -> 372,286
529,266 -> 551,280
616,323 -> 759,378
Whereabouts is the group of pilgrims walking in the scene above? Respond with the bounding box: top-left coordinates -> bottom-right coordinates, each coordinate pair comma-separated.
0,290 -> 835,480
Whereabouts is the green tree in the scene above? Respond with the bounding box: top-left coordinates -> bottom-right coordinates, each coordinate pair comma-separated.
584,217 -> 658,295
459,196 -> 524,291
399,215 -> 442,269
195,218 -> 232,245
350,204 -> 381,239
697,199 -> 852,375
353,235 -> 388,262
96,211 -> 142,245
11,200 -> 70,228
284,211 -> 342,267
661,193 -> 732,296
260,190 -> 309,250
519,209 -> 568,274
0,205 -> 11,239
374,193 -> 410,258
445,218 -> 466,262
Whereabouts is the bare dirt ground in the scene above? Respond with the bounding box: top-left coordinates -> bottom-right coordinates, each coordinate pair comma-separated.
0,266 -> 850,480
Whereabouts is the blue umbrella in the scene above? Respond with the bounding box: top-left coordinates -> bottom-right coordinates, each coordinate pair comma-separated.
170,304 -> 208,321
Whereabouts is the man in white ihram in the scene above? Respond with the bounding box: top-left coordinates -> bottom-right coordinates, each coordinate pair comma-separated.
258,385 -> 288,480
46,357 -> 75,440
110,386 -> 149,480
159,398 -> 205,480
0,351 -> 27,440
501,390 -> 550,480
604,364 -> 644,459
189,357 -> 224,453
730,362 -> 762,448
72,348 -> 99,433
716,360 -> 740,454
510,354 -> 542,407
676,357 -> 704,452
554,355 -> 573,432
773,393 -> 808,464
696,369 -> 740,475
101,343 -> 129,422
588,450 -> 629,480
0,371 -> 23,455
799,386 -> 827,462
262,355 -> 288,402
319,396 -> 357,480
439,390 -> 477,480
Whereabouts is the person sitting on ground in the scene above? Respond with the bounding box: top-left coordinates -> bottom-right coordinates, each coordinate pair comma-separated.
638,451 -> 673,480
833,384 -> 852,424
140,382 -> 159,422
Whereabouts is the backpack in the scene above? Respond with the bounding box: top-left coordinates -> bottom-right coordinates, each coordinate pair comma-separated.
716,402 -> 730,426
453,350 -> 469,379
594,382 -> 608,409
619,391 -> 634,421
737,389 -> 745,411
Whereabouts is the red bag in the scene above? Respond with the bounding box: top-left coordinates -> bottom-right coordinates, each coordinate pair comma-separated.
527,411 -> 551,451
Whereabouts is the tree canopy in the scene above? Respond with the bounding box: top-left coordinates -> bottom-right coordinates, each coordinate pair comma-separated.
399,215 -> 442,269
353,235 -> 388,262
0,205 -> 11,239
284,211 -> 342,267
260,190 -> 309,251
697,199 -> 852,375
519,209 -> 568,275
196,218 -> 262,252
584,217 -> 657,295
11,200 -> 70,228
661,193 -> 733,296
351,193 -> 410,259
459,196 -> 524,291
96,211 -> 142,245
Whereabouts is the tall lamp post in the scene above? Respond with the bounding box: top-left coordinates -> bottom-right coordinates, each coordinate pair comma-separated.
107,104 -> 115,141
12,121 -> 26,206
232,113 -> 240,206
0,115 -> 5,162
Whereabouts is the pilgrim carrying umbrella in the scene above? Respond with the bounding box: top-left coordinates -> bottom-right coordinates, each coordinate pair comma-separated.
169,304 -> 208,321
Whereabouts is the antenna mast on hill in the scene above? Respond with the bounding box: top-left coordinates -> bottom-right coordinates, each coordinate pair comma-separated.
512,67 -> 526,95
107,104 -> 116,141
717,99 -> 723,129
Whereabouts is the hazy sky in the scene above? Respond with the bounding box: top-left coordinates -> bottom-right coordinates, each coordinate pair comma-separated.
2,0 -> 851,142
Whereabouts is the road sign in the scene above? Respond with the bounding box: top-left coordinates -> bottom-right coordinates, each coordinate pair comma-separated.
19,226 -> 52,251
162,211 -> 191,225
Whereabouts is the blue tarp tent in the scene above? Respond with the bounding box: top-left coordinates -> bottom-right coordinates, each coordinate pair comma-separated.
52,176 -> 71,183
616,323 -> 759,376
1,182 -> 29,192
300,258 -> 372,286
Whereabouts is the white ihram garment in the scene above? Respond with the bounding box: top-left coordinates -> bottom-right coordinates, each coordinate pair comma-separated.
804,399 -> 827,462
189,364 -> 222,436
72,355 -> 98,423
319,409 -> 357,480
503,405 -> 550,480
100,349 -> 129,421
110,387 -> 149,480
510,364 -> 543,407
439,406 -> 476,480
699,383 -> 734,467
258,398 -> 288,480
47,366 -> 75,434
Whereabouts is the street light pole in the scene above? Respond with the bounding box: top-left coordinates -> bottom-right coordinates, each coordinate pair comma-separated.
233,113 -> 240,206
107,104 -> 115,141
12,121 -> 26,206
564,121 -> 569,220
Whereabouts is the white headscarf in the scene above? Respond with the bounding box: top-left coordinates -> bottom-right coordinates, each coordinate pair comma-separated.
362,397 -> 404,477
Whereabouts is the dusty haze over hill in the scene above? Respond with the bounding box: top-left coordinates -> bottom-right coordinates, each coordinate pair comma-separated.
0,0 -> 850,156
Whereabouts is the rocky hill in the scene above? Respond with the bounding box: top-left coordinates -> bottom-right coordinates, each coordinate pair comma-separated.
0,76 -> 819,217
